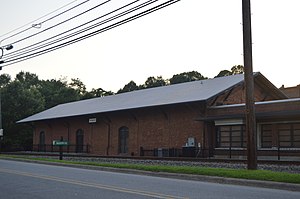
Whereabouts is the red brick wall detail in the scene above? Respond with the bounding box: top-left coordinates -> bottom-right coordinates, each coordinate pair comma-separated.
33,104 -> 204,156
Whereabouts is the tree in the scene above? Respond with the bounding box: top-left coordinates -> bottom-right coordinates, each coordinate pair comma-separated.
215,65 -> 244,78
0,72 -> 86,148
0,71 -> 114,149
1,80 -> 45,147
69,78 -> 87,96
0,74 -> 11,87
83,88 -> 114,99
90,88 -> 106,97
215,70 -> 232,78
38,79 -> 80,109
231,65 -> 244,75
143,76 -> 166,88
15,71 -> 39,88
117,81 -> 139,94
169,71 -> 207,84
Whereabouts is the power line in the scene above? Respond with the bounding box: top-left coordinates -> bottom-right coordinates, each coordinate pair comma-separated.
3,0 -> 156,60
38,0 -> 90,25
3,0 -> 180,66
4,0 -> 110,47
3,0 -> 151,60
0,0 -> 86,45
0,0 -> 181,67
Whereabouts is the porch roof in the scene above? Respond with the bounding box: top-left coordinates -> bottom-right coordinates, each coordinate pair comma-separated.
199,98 -> 300,121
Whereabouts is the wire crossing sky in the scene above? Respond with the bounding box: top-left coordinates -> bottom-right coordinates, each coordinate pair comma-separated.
0,0 -> 80,41
1,0 -> 180,67
1,0 -> 300,92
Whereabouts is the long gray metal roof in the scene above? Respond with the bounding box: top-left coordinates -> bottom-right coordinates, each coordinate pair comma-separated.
18,74 -> 247,123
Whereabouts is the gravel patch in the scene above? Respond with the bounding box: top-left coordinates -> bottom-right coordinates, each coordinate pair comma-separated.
9,154 -> 300,174
54,156 -> 300,174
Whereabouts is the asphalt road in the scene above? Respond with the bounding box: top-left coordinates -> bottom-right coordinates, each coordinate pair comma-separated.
0,159 -> 299,199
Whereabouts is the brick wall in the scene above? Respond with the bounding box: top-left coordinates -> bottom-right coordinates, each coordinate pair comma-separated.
33,103 -> 204,156
280,85 -> 300,98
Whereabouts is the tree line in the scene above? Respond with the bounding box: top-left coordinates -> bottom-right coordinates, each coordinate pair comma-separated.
0,65 -> 243,148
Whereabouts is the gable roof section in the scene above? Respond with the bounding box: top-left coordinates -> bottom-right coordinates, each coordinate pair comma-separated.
18,73 -> 257,123
254,73 -> 287,99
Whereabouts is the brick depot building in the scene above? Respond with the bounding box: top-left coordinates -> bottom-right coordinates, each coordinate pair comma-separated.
18,73 -> 300,158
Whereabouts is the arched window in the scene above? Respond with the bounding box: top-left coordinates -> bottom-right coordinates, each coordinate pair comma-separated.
39,131 -> 45,152
119,126 -> 129,154
76,129 -> 84,153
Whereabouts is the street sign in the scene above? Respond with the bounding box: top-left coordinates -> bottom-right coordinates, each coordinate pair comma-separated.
52,140 -> 68,146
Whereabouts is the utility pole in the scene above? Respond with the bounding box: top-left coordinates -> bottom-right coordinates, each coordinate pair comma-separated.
0,44 -> 14,147
0,68 -> 3,153
242,0 -> 257,169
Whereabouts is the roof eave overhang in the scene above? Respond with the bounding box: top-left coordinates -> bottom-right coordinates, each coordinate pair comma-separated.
18,99 -> 207,124
197,110 -> 300,121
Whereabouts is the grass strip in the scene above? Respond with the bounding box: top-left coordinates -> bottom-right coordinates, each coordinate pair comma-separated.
1,155 -> 300,184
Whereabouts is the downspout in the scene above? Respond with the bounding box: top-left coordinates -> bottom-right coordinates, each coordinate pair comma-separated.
63,121 -> 70,153
102,116 -> 111,156
67,122 -> 70,153
90,123 -> 94,153
28,122 -> 36,151
106,123 -> 110,156
201,101 -> 209,157
202,122 -> 206,157
159,107 -> 169,147
130,112 -> 139,156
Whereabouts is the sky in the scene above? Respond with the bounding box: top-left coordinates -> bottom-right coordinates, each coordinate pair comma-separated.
0,0 -> 300,92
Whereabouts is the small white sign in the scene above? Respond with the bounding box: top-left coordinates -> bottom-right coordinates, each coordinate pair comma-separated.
89,118 -> 97,123
0,129 -> 3,136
